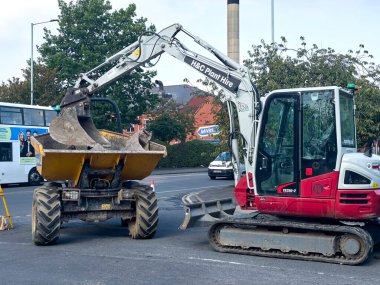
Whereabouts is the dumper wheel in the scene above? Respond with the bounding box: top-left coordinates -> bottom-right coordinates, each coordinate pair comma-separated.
32,185 -> 61,245
128,185 -> 158,239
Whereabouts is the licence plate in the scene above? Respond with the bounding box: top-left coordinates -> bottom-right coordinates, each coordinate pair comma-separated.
213,170 -> 222,173
101,204 -> 112,210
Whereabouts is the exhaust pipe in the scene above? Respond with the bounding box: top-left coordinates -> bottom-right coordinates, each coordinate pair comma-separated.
227,0 -> 240,63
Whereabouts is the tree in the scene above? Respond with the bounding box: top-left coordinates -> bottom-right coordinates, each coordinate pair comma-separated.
38,0 -> 157,125
0,77 -> 29,104
148,109 -> 195,144
0,60 -> 60,106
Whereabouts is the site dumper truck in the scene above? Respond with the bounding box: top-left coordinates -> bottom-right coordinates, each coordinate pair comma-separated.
31,105 -> 166,245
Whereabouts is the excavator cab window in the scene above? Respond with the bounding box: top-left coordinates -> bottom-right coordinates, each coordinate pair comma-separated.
256,93 -> 299,196
256,89 -> 339,196
301,90 -> 337,178
339,90 -> 356,148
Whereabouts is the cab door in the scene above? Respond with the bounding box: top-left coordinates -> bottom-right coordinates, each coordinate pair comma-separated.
255,93 -> 300,197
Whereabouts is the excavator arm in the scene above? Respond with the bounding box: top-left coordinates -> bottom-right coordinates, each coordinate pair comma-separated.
53,23 -> 260,186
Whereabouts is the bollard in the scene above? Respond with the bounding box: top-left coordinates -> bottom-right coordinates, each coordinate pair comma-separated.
150,179 -> 155,192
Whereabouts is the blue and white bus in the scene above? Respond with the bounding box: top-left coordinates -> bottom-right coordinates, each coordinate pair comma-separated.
0,102 -> 58,185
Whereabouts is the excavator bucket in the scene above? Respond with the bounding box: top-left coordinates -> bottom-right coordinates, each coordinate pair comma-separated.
180,186 -> 237,229
49,106 -> 111,149
49,88 -> 113,149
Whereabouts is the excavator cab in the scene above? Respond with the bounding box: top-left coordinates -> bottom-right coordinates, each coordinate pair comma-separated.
255,87 -> 345,198
251,86 -> 369,219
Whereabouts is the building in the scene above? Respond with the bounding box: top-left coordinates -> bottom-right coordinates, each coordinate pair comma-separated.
150,84 -> 202,106
126,84 -> 221,142
181,96 -> 221,141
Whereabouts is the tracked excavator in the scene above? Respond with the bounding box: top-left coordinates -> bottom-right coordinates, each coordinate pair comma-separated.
33,23 -> 380,264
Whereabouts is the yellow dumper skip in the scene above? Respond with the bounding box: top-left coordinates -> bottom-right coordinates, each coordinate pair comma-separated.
32,130 -> 167,187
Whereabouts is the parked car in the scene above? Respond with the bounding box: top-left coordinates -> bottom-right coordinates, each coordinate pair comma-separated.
208,152 -> 245,180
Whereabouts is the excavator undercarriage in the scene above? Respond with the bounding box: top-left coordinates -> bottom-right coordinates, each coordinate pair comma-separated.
181,188 -> 380,265
209,216 -> 377,265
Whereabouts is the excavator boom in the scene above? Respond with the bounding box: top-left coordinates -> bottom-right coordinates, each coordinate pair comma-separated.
51,24 -> 259,189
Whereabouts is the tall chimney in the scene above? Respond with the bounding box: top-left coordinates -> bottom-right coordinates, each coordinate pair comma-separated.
227,0 -> 240,63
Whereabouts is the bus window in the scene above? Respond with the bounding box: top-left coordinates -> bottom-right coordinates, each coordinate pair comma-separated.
0,142 -> 12,162
45,110 -> 57,126
0,106 -> 22,125
24,109 -> 45,126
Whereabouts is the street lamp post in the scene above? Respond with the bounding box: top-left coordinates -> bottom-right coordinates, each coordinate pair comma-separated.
30,19 -> 58,105
271,0 -> 274,43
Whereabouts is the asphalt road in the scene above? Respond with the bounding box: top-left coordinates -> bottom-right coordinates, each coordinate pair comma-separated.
1,172 -> 380,285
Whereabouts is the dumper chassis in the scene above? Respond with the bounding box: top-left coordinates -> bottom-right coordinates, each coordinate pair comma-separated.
32,180 -> 158,245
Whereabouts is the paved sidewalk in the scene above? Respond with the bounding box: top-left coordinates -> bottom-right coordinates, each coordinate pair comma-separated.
151,167 -> 208,175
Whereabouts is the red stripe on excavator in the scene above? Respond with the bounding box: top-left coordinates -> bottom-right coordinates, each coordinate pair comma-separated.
277,182 -> 297,195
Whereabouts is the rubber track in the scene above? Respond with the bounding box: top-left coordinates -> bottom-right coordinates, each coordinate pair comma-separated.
129,185 -> 159,239
208,217 -> 374,265
33,186 -> 61,245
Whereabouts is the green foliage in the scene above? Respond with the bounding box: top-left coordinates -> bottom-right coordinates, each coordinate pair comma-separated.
38,0 -> 157,125
157,140 -> 218,168
30,63 -> 62,106
148,111 -> 195,144
0,77 -> 29,104
145,94 -> 195,143
0,61 -> 61,106
244,38 -> 374,94
90,100 -> 121,132
354,82 -> 380,145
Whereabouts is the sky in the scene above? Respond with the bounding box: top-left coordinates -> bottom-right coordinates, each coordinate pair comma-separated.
1,0 -> 380,89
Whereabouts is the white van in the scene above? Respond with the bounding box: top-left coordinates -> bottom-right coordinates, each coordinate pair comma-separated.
208,152 -> 234,180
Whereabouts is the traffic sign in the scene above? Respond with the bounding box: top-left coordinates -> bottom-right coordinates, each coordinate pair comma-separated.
197,125 -> 220,137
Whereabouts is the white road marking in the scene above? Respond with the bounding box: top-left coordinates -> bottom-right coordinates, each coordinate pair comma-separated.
0,242 -> 30,246
146,172 -> 207,179
158,185 -> 233,200
158,185 -> 228,194
187,257 -> 360,281
189,256 -> 277,267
